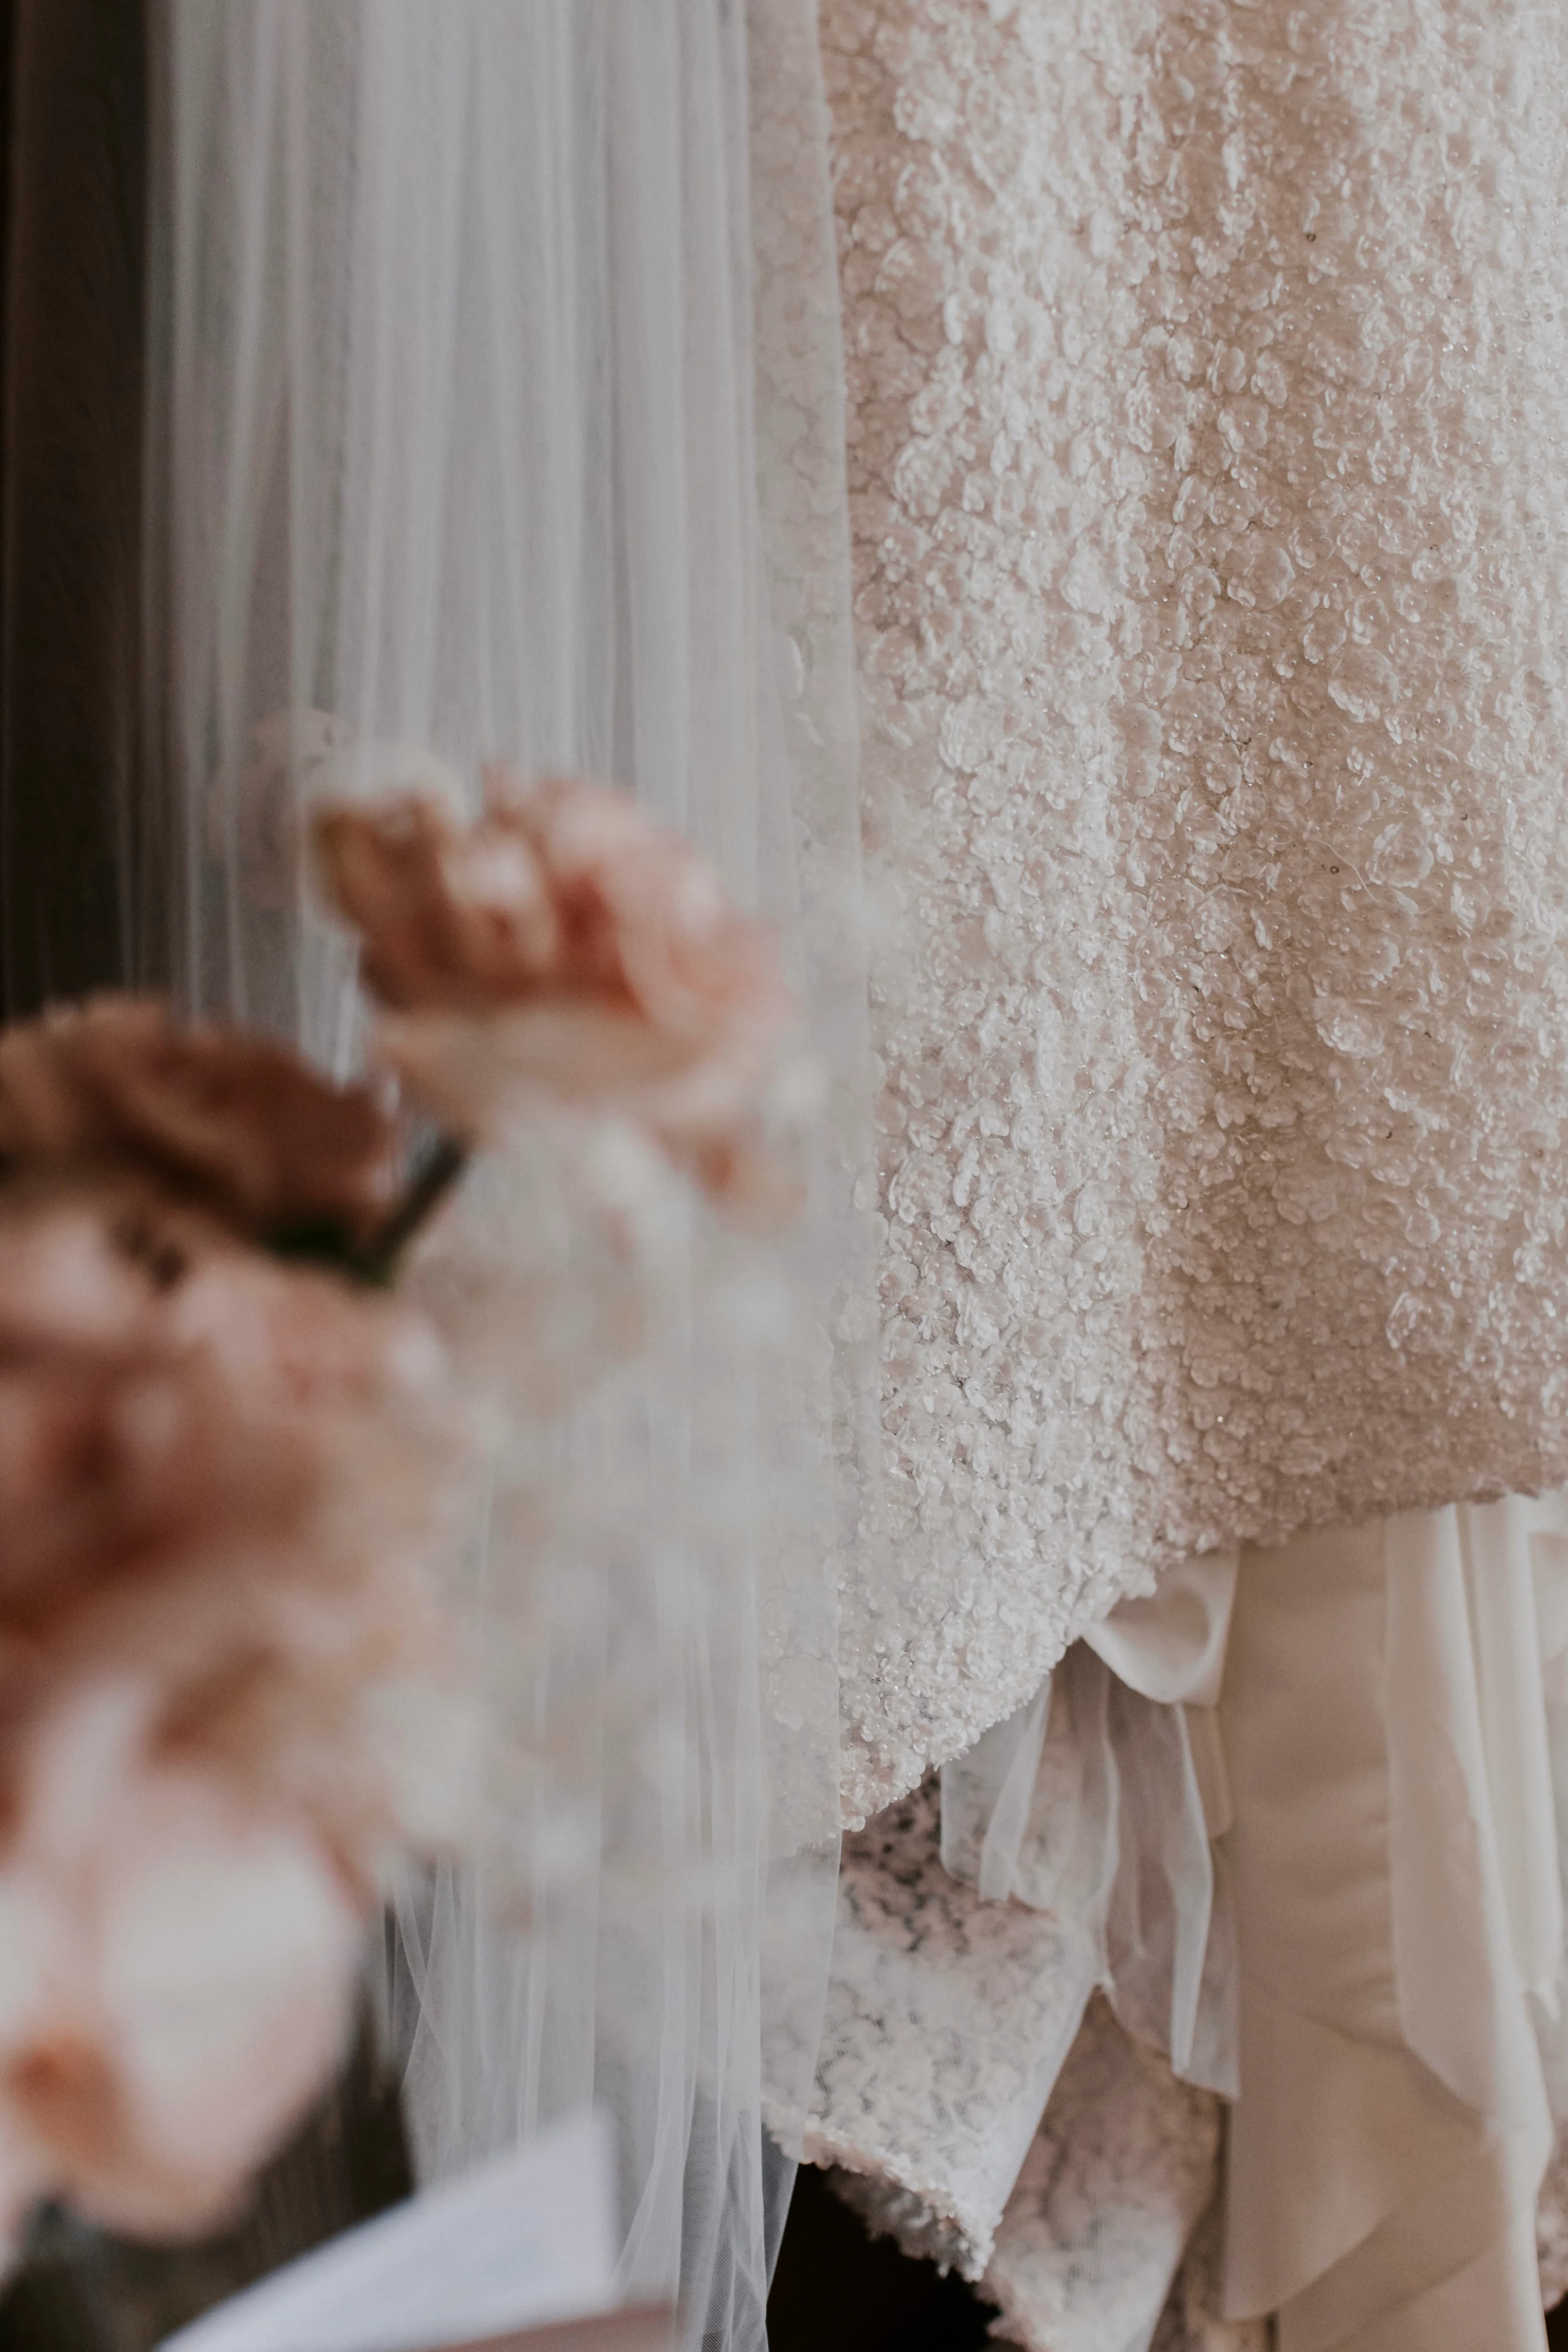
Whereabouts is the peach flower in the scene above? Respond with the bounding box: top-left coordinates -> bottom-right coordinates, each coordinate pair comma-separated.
0,1175 -> 446,1646
502,774 -> 790,1049
213,707 -> 469,913
381,1001 -> 804,1229
315,774 -> 801,1218
0,997 -> 400,1242
0,1176 -> 465,1870
0,1174 -> 470,2252
0,1690 -> 363,2244
315,790 -> 562,1011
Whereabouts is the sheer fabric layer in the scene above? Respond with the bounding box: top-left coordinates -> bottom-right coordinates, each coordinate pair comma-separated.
145,7 -> 871,2347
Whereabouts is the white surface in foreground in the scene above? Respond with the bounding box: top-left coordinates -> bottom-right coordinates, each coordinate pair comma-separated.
157,2108 -> 618,2352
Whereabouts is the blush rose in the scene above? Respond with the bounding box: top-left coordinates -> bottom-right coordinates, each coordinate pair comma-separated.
0,998 -> 400,1243
316,774 -> 801,1218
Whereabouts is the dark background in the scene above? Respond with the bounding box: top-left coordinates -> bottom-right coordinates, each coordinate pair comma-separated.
0,0 -> 153,1025
767,2167 -> 996,2352
766,2164 -> 1568,2351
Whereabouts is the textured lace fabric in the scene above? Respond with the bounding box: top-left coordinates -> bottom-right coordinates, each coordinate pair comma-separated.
985,1995 -> 1223,2352
822,0 -> 1568,1816
748,0 -> 881,1863
794,1779 -> 1099,2276
794,1777 -> 1240,2347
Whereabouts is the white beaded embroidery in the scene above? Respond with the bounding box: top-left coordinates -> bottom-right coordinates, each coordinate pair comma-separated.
824,0 -> 1568,1816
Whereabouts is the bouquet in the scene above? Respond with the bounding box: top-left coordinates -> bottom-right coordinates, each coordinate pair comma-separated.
0,764 -> 802,2265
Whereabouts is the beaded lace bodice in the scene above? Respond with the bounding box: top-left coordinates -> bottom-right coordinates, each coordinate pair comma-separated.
824,0 -> 1568,1817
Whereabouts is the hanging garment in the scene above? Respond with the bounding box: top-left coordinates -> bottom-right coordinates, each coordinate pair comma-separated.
820,0 -> 1568,1819
787,1497 -> 1568,2349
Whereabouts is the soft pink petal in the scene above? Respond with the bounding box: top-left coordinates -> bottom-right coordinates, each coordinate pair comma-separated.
86,1770 -> 363,2231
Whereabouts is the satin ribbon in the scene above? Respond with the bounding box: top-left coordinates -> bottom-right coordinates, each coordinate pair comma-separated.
1086,1553 -> 1239,1842
1219,1501 -> 1568,2352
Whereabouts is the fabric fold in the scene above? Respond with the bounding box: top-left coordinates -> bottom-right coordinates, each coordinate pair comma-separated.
1219,1505 -> 1564,2348
800,1496 -> 1568,2349
792,1780 -> 1099,2280
941,1628 -> 1239,2098
983,1995 -> 1220,2352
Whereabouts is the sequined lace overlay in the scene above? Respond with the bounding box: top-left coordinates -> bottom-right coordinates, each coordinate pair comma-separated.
824,0 -> 1568,1815
798,1780 -> 1243,2347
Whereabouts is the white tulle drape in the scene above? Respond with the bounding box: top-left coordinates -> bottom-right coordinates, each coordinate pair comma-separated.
141,6 -> 870,2346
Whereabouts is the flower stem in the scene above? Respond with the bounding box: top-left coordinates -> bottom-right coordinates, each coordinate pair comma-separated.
361,1135 -> 469,1282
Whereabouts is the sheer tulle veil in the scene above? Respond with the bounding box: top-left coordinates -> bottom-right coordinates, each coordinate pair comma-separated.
139,6 -> 874,2344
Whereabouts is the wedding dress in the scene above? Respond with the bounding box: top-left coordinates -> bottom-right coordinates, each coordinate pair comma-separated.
785,2 -> 1568,2346
821,0 -> 1568,1819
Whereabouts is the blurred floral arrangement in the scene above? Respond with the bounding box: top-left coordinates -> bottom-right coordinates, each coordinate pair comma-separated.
0,764 -> 801,2266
